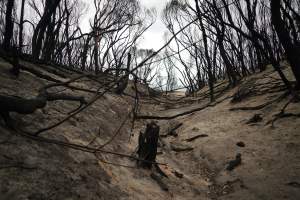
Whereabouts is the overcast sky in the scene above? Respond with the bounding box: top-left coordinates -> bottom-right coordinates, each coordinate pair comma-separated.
81,0 -> 168,51
139,0 -> 168,50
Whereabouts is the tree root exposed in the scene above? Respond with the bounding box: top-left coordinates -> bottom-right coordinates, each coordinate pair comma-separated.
266,96 -> 300,127
136,96 -> 231,120
185,134 -> 208,142
230,92 -> 288,111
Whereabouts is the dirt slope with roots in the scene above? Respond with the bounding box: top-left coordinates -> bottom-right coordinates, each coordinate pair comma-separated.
0,58 -> 299,200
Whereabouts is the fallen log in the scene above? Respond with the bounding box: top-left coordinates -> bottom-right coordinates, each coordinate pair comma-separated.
0,89 -> 86,129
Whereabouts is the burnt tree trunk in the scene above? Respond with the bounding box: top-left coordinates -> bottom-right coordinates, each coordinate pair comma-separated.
115,53 -> 131,94
271,0 -> 300,89
32,0 -> 61,59
137,122 -> 160,168
3,0 -> 15,51
211,0 -> 239,86
81,36 -> 92,71
18,0 -> 25,53
42,11 -> 56,61
195,0 -> 214,102
221,0 -> 292,91
65,0 -> 72,66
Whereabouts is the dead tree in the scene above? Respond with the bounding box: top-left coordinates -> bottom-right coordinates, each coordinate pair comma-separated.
2,0 -> 15,51
32,0 -> 61,59
18,0 -> 26,53
137,122 -> 160,168
271,0 -> 300,89
194,0 -> 215,100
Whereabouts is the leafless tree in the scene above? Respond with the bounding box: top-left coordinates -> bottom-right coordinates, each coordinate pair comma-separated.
2,0 -> 15,51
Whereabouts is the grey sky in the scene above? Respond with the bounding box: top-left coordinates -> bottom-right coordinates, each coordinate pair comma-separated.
139,0 -> 168,50
80,0 -> 168,51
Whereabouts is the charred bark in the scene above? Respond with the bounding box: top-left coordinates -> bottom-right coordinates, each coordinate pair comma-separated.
3,0 -> 15,51
32,0 -> 61,59
115,53 -> 131,94
0,87 -> 86,129
137,122 -> 160,168
18,0 -> 26,53
194,0 -> 214,102
271,0 -> 300,89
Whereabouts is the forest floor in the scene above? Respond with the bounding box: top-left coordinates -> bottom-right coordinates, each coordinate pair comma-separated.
0,58 -> 299,200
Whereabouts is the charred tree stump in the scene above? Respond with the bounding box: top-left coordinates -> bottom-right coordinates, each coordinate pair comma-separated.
137,122 -> 160,168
